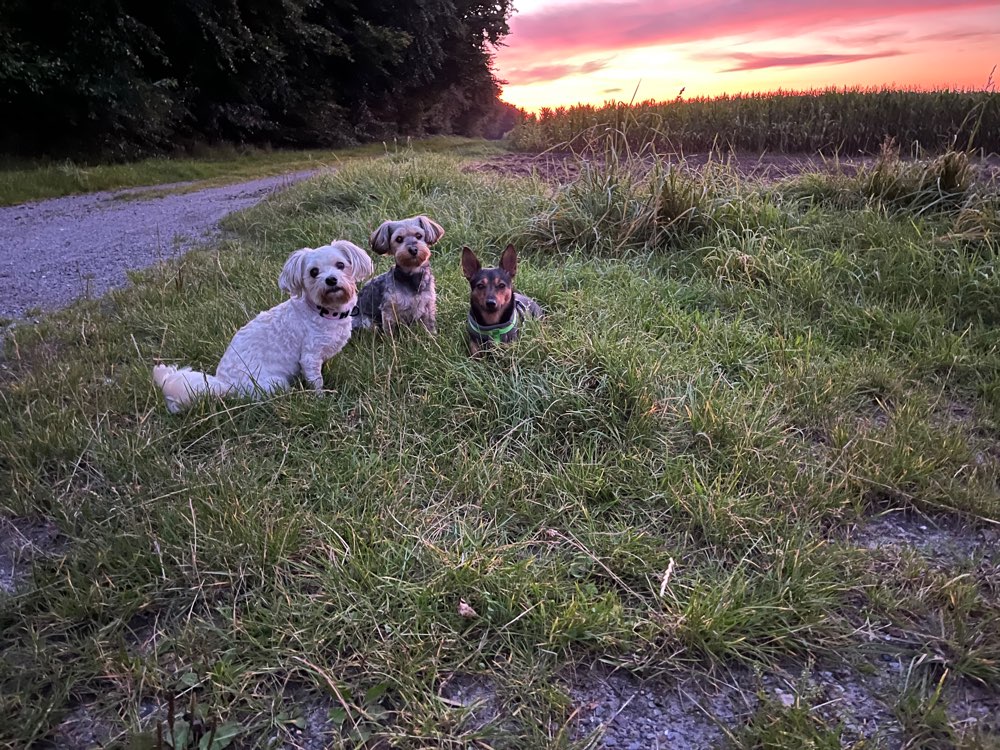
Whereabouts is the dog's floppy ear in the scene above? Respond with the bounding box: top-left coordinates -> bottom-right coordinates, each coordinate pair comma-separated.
370,221 -> 396,254
461,246 -> 481,282
279,248 -> 311,296
335,240 -> 374,281
415,215 -> 445,245
499,243 -> 518,279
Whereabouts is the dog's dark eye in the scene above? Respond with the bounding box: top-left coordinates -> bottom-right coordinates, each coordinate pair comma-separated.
335,261 -> 345,270
309,268 -> 319,278
415,233 -> 423,240
395,236 -> 404,243
497,282 -> 506,289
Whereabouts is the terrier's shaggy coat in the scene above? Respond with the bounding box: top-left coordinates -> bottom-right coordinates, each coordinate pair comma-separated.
354,215 -> 444,334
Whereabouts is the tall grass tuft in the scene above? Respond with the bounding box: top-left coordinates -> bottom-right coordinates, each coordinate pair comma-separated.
860,138 -> 974,212
780,139 -> 980,217
949,193 -> 1000,246
520,129 -> 715,255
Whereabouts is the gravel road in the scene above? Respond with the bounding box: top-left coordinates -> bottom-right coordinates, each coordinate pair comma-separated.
0,170 -> 318,320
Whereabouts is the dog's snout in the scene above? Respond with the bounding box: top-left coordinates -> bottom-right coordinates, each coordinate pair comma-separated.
325,276 -> 338,287
407,246 -> 419,257
485,297 -> 498,310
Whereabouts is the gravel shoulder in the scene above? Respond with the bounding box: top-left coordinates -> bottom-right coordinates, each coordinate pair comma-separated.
0,170 -> 320,320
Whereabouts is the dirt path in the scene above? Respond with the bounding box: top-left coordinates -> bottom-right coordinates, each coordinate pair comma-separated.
0,170 -> 320,320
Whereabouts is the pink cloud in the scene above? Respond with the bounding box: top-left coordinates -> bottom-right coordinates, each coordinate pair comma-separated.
715,50 -> 905,72
504,0 -> 1000,61
823,31 -> 907,46
823,27 -> 1000,46
918,28 -> 1000,41
503,58 -> 613,84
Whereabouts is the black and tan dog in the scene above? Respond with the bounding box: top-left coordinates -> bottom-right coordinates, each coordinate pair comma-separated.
461,244 -> 543,357
355,215 -> 444,334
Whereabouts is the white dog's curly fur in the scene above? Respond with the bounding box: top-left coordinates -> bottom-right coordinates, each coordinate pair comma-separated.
153,241 -> 373,413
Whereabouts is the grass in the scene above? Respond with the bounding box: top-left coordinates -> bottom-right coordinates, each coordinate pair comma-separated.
1,146 -> 999,748
0,136 -> 505,207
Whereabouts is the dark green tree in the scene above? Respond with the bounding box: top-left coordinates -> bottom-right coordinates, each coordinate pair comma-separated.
0,0 -> 519,157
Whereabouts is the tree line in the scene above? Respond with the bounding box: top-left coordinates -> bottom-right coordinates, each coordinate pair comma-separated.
0,0 -> 522,158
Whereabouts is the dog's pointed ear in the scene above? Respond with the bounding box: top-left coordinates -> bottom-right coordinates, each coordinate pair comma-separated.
461,246 -> 481,282
416,215 -> 445,245
336,240 -> 374,281
499,244 -> 518,279
279,248 -> 310,296
370,221 -> 396,254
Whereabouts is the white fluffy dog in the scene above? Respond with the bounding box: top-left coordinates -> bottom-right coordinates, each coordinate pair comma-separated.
153,241 -> 374,413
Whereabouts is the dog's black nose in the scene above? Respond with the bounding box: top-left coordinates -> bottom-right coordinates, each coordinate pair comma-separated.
325,276 -> 338,287
485,298 -> 498,310
407,246 -> 418,257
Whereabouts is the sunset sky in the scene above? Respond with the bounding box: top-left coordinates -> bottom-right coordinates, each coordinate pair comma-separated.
492,0 -> 1000,111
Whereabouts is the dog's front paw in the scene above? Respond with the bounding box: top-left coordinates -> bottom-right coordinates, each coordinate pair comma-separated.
301,368 -> 325,392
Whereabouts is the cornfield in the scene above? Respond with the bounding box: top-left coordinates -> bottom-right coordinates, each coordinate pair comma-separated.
509,87 -> 1000,155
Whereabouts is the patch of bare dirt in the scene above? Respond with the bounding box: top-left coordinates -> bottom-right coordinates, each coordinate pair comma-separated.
761,662 -> 903,748
567,664 -> 751,749
846,509 -> 1000,569
339,662 -> 994,747
274,695 -> 339,750
947,679 -> 1000,738
438,672 -> 502,731
463,152 -> 582,183
843,506 -> 1000,743
565,660 -> 908,749
0,515 -> 65,595
22,663 -> 997,748
41,703 -> 119,750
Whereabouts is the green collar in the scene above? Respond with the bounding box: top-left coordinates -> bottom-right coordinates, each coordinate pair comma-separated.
467,308 -> 519,344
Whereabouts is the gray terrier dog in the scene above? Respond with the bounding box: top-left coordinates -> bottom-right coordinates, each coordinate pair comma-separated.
353,215 -> 444,334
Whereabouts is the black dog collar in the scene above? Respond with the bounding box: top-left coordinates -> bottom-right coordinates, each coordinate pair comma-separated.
393,266 -> 425,293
